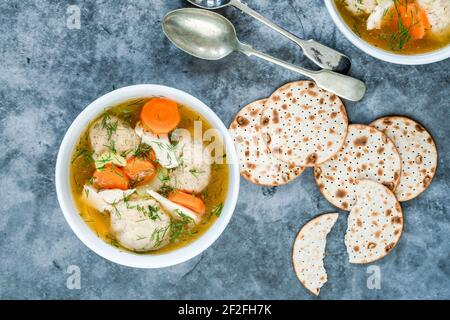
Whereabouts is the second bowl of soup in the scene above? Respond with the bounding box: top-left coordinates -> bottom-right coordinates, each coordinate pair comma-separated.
325,0 -> 450,64
56,85 -> 240,268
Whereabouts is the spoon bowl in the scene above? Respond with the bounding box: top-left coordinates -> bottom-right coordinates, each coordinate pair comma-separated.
186,0 -> 231,9
163,8 -> 237,60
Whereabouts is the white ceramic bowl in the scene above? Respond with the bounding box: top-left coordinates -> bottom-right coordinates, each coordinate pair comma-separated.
325,0 -> 450,65
55,84 -> 240,268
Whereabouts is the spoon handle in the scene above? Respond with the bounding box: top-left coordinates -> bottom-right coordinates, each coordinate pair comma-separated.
229,0 -> 351,74
238,43 -> 365,102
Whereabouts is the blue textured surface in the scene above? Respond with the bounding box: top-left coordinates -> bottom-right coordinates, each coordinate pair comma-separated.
0,0 -> 449,300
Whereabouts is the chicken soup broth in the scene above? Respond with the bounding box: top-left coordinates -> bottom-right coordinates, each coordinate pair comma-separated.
335,0 -> 450,54
70,98 -> 229,254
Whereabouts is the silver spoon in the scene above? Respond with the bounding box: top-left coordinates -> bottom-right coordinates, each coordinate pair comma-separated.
163,9 -> 365,101
186,0 -> 351,74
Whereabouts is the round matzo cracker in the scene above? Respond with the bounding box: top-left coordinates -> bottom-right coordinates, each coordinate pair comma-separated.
292,213 -> 339,296
260,81 -> 348,167
229,99 -> 304,186
345,180 -> 403,264
315,124 -> 402,211
370,116 -> 437,202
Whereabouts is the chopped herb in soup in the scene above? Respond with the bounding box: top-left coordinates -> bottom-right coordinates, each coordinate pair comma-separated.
335,0 -> 450,54
70,98 -> 229,254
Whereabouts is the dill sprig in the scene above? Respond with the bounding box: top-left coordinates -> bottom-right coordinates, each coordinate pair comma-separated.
72,147 -> 93,166
103,140 -> 117,154
189,168 -> 204,179
133,143 -> 153,159
170,210 -> 195,242
101,112 -> 118,141
151,225 -> 170,247
159,185 -> 174,197
211,203 -> 224,217
138,204 -> 161,221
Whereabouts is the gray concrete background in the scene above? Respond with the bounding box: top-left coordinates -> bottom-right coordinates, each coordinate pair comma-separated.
0,0 -> 449,300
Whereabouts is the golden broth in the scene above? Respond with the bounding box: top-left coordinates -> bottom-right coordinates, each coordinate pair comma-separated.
70,98 -> 229,254
335,0 -> 450,54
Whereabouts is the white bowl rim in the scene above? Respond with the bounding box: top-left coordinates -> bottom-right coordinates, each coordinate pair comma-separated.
324,0 -> 450,65
55,84 -> 240,269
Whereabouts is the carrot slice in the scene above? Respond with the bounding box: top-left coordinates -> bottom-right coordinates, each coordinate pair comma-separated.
140,98 -> 180,134
417,3 -> 430,30
168,190 -> 206,215
93,165 -> 129,190
123,156 -> 156,186
391,2 -> 430,40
